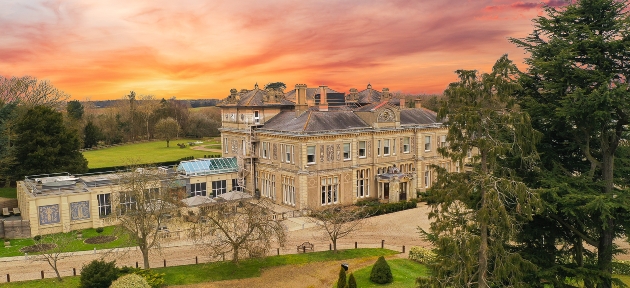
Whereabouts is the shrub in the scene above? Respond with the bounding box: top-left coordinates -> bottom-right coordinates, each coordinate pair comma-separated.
408,246 -> 436,264
96,227 -> 104,234
33,235 -> 41,241
348,273 -> 357,288
80,259 -> 119,288
337,267 -> 347,288
135,269 -> 165,288
110,273 -> 150,288
370,256 -> 393,284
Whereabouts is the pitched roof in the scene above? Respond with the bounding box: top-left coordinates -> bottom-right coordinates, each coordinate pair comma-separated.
400,108 -> 440,125
356,84 -> 382,104
284,87 -> 342,103
219,86 -> 294,107
259,110 -> 370,133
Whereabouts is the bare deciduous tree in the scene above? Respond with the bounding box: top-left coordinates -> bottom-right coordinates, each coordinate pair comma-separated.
112,164 -> 185,268
191,198 -> 286,264
32,229 -> 76,281
311,205 -> 370,252
0,75 -> 70,108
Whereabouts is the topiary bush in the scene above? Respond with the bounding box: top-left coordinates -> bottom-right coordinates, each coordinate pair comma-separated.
80,259 -> 119,288
336,267 -> 347,288
348,273 -> 357,288
370,256 -> 393,284
110,273 -> 150,288
95,227 -> 104,234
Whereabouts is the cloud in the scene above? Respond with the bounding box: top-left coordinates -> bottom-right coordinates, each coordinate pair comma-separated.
485,0 -> 568,11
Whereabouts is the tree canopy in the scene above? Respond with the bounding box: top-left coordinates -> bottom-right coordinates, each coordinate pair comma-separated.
511,0 -> 630,287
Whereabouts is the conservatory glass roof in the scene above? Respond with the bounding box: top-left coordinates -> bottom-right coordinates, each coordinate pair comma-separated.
177,157 -> 238,176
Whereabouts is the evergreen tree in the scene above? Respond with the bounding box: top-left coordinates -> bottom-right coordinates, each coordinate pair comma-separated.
511,1 -> 630,287
83,120 -> 102,148
0,101 -> 17,186
66,100 -> 84,120
10,105 -> 88,178
348,273 -> 357,288
421,55 -> 541,287
370,256 -> 393,284
337,267 -> 347,288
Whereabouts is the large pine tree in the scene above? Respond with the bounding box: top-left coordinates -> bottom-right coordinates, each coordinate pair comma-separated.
511,1 -> 630,287
420,55 -> 541,288
11,105 -> 88,178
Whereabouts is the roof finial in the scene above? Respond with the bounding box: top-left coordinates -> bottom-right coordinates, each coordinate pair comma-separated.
367,83 -> 372,89
254,82 -> 259,89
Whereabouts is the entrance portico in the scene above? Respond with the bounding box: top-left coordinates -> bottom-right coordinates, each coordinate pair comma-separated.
376,165 -> 414,203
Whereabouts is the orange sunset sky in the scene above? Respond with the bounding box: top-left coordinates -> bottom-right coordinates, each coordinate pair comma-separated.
0,0 -> 567,101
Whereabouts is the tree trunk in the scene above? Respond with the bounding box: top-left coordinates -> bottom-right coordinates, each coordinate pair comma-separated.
597,153 -> 615,288
53,261 -> 62,281
333,238 -> 337,252
141,247 -> 150,269
232,246 -> 239,263
478,150 -> 489,288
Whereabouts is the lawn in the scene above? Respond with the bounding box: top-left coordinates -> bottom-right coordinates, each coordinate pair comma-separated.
0,226 -> 132,257
341,258 -> 429,288
82,138 -> 222,168
0,187 -> 16,198
0,248 -> 397,287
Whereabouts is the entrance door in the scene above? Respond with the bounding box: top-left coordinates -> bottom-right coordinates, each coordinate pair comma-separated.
400,183 -> 407,201
384,183 -> 389,199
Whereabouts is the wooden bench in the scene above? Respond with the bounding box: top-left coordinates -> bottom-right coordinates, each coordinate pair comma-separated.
297,242 -> 314,253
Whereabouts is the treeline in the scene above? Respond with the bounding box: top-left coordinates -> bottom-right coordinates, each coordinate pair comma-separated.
88,98 -> 219,109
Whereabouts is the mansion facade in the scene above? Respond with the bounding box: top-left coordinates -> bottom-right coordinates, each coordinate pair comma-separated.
219,83 -> 461,210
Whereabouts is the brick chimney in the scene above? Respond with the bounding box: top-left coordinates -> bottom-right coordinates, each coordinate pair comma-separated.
295,84 -> 308,117
382,88 -> 390,100
399,98 -> 406,108
414,98 -> 422,108
319,85 -> 328,112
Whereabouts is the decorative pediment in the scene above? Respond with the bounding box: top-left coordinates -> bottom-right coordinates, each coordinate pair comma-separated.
377,109 -> 395,122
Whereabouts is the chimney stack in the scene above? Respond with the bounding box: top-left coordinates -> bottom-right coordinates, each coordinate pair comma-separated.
382,88 -> 390,99
295,84 -> 308,117
414,98 -> 422,108
399,98 -> 406,108
319,85 -> 328,112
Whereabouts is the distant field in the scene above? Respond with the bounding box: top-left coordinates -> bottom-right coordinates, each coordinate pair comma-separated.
83,138 -> 222,168
0,187 -> 16,198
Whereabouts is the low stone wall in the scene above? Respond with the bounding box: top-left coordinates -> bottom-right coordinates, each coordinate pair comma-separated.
0,199 -> 18,211
0,220 -> 31,239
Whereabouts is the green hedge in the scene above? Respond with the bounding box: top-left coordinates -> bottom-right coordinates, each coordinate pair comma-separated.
359,199 -> 418,217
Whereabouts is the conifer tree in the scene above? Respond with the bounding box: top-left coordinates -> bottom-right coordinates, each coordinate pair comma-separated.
348,273 -> 357,288
421,55 -> 541,287
511,1 -> 630,287
370,256 -> 393,284
337,267 -> 347,288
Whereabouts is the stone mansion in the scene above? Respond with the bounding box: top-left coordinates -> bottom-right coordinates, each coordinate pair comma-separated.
219,83 -> 458,210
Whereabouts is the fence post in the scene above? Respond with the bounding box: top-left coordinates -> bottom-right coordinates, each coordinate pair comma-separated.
73,268 -> 76,276
41,270 -> 44,279
402,245 -> 405,253
355,242 -> 357,249
329,243 -> 332,251
195,256 -> 198,264
136,262 -> 138,268
222,253 -> 225,261
163,259 -> 166,267
6,274 -> 9,283
302,246 -> 306,253
381,240 -> 385,249
277,248 -> 280,256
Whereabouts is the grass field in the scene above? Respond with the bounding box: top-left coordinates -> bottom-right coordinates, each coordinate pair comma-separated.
0,226 -> 131,257
0,248 -> 397,287
0,187 -> 16,198
82,138 -> 222,168
349,258 -> 429,287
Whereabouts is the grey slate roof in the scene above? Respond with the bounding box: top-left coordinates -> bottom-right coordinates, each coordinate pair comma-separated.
284,87 -> 342,102
400,108 -> 440,125
220,87 -> 294,107
356,86 -> 382,104
259,110 -> 370,133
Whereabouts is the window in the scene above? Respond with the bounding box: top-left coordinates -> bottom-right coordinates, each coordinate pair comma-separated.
456,161 -> 461,173
357,169 -> 370,198
259,171 -> 275,199
383,139 -> 390,156
403,137 -> 410,153
190,182 -> 207,197
232,179 -> 245,192
321,176 -> 339,205
118,192 -> 136,215
97,194 -> 111,217
467,149 -> 473,159
282,176 -> 295,206
424,165 -> 431,188
424,136 -> 431,151
343,143 -> 351,160
358,141 -> 366,158
262,142 -> 269,159
212,180 -> 227,197
377,140 -> 381,156
285,145 -> 293,163
439,135 -> 447,148
254,110 -> 260,123
224,137 -> 228,154
307,146 -> 316,164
